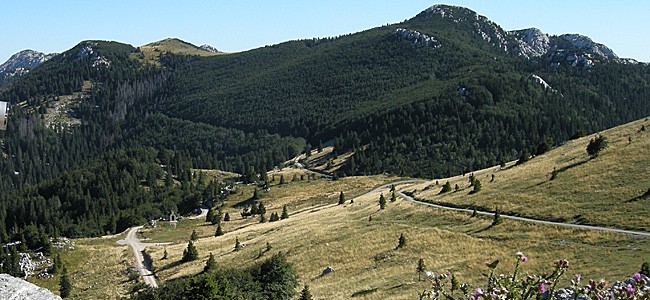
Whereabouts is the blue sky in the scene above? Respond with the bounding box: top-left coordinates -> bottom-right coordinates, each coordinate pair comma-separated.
1,1 -> 648,63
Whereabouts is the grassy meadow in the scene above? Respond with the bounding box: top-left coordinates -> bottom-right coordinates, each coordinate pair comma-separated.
412,117 -> 650,231
31,116 -> 650,299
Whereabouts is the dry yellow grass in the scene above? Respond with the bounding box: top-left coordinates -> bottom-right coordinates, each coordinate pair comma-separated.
29,233 -> 135,299
414,116 -> 650,231
34,117 -> 650,299
136,38 -> 223,64
144,174 -> 650,299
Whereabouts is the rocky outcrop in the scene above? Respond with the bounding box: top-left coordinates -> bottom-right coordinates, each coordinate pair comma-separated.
510,28 -> 550,59
0,50 -> 55,85
394,28 -> 440,49
200,44 -> 220,53
0,274 -> 61,300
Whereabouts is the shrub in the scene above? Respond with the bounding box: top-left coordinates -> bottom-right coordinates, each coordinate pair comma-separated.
586,134 -> 608,158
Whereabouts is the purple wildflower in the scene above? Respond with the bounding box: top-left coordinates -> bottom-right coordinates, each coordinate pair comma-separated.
521,255 -> 528,263
474,288 -> 484,298
626,284 -> 635,294
633,273 -> 641,281
576,274 -> 582,281
539,283 -> 547,294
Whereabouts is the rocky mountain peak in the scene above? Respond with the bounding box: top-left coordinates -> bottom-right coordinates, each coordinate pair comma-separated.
0,49 -> 56,85
559,34 -> 618,59
509,28 -> 550,59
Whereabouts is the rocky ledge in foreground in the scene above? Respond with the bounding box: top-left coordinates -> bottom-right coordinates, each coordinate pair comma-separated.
0,273 -> 61,300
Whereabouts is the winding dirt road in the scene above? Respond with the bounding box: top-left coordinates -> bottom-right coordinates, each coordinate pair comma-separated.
117,226 -> 172,288
387,183 -> 650,238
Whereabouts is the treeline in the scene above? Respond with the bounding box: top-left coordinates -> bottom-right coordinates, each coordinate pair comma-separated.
0,147 -> 217,240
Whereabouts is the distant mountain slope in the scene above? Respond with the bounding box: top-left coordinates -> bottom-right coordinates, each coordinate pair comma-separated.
157,4 -> 650,177
138,38 -> 222,63
0,4 -> 649,240
0,49 -> 56,86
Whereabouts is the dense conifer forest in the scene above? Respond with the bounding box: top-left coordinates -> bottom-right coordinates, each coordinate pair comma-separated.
0,5 -> 649,247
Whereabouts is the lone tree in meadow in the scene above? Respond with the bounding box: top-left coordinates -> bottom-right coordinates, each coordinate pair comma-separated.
223,212 -> 230,221
379,193 -> 387,210
281,205 -> 289,219
190,230 -> 198,241
417,258 -> 427,281
492,208 -> 503,226
215,223 -> 224,236
391,190 -> 397,202
586,134 -> 608,158
182,241 -> 199,262
299,284 -> 313,300
338,191 -> 345,205
396,233 -> 406,249
204,253 -> 217,273
440,181 -> 452,194
234,237 -> 242,251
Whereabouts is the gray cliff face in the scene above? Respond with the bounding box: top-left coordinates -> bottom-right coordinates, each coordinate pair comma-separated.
510,28 -> 550,59
0,273 -> 61,300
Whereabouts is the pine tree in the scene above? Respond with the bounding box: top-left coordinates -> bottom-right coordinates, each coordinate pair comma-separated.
471,208 -> 478,218
234,237 -> 242,251
266,241 -> 272,252
59,265 -> 72,298
215,223 -> 224,236
182,241 -> 199,262
492,208 -> 503,226
390,190 -> 397,202
338,191 -> 345,205
223,212 -> 230,221
269,212 -> 279,222
259,214 -> 267,223
281,205 -> 289,219
190,230 -> 198,241
379,193 -> 387,210
257,202 -> 267,215
162,248 -> 168,260
397,233 -> 406,249
204,253 -> 217,273
299,284 -> 313,300
417,258 -> 426,281
51,253 -> 62,274
279,175 -> 285,185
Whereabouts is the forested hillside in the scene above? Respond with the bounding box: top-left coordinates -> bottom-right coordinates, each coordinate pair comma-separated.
0,5 -> 649,242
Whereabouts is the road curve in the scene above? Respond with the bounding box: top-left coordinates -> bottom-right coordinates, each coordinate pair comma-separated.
117,226 -> 171,288
396,189 -> 650,238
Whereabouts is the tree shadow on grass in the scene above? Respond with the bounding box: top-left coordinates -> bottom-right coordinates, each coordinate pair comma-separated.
532,159 -> 590,187
626,188 -> 650,203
